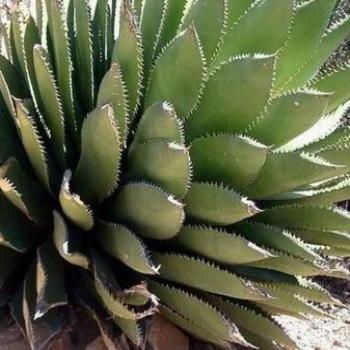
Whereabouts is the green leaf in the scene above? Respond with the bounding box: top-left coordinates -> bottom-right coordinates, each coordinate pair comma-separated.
127,140 -> 191,199
247,90 -> 330,147
270,177 -> 350,206
294,16 -> 350,96
274,0 -> 337,93
92,0 -> 113,83
0,158 -> 51,224
35,242 -> 67,319
52,211 -> 90,269
291,228 -> 350,250
74,105 -> 121,203
215,0 -> 293,63
15,99 -> 50,190
157,0 -> 187,50
113,316 -> 146,347
153,252 -> 268,301
159,304 -> 233,349
148,282 -> 250,346
180,0 -> 227,61
95,221 -> 158,274
235,221 -> 318,262
71,0 -> 94,113
190,135 -> 269,189
133,102 -> 184,144
256,205 -> 350,232
59,170 -> 94,231
97,62 -> 129,144
145,26 -> 205,118
9,13 -> 26,79
184,182 -> 261,225
245,151 -> 343,199
0,112 -> 27,165
310,65 -> 350,114
253,282 -> 329,318
0,193 -> 34,252
174,225 -> 272,265
140,0 -> 167,76
23,264 -> 69,350
33,44 -> 66,169
225,0 -> 256,28
245,251 -> 330,277
0,55 -> 27,118
91,248 -> 157,320
112,1 -> 143,115
107,182 -> 184,240
45,0 -> 81,145
211,298 -> 296,349
185,54 -> 274,141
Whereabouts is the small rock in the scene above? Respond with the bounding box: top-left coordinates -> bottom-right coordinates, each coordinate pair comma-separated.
148,315 -> 189,350
333,340 -> 344,347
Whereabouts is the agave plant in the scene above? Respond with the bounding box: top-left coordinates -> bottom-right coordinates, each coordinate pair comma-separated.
1,0 -> 350,349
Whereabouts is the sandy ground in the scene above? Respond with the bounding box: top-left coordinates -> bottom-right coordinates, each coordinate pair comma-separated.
277,261 -> 350,350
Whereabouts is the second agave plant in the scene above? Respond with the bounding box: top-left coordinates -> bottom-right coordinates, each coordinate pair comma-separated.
0,0 -> 350,349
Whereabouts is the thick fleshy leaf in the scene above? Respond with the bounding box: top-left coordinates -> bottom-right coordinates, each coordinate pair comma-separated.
253,282 -> 329,318
190,135 -> 269,189
95,221 -> 158,274
247,90 -> 330,147
71,0 -> 94,113
185,55 -> 274,141
274,0 -> 337,93
0,158 -> 51,224
92,0 -> 113,83
140,0 -> 167,76
52,211 -> 90,269
23,264 -> 69,350
157,0 -> 187,50
45,0 -> 81,145
159,304 -> 233,349
270,177 -> 350,206
145,26 -> 205,118
91,247 -> 157,320
245,151 -> 343,199
256,205 -> 350,232
0,55 -> 27,118
15,99 -> 50,190
291,229 -> 350,250
310,65 -> 350,114
97,63 -> 129,144
153,252 -> 268,301
295,16 -> 350,96
0,193 -> 35,252
215,0 -> 293,62
180,0 -> 227,61
127,140 -> 191,198
35,242 -> 67,319
174,225 -> 272,264
133,102 -> 184,144
59,170 -> 94,231
112,1 -> 143,115
107,182 -> 184,239
0,112 -> 26,164
33,45 -> 66,169
211,298 -> 296,349
235,221 -> 317,262
74,105 -> 121,203
148,282 -> 250,347
184,182 -> 261,225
